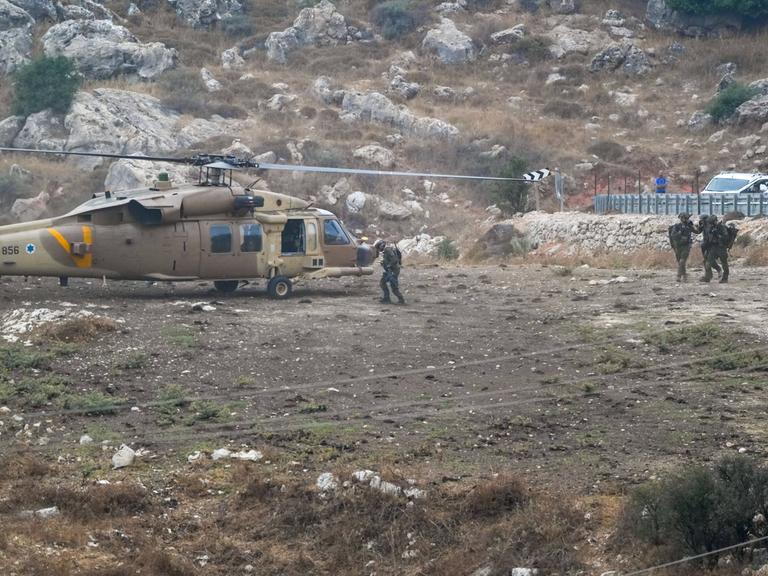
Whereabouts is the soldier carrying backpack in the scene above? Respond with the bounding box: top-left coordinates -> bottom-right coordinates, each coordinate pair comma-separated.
668,212 -> 696,282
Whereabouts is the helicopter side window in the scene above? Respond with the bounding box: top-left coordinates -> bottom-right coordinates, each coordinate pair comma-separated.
210,224 -> 232,253
323,220 -> 350,245
240,223 -> 262,253
306,222 -> 317,252
281,219 -> 305,254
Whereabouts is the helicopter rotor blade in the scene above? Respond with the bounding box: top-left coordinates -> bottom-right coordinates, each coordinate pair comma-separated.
0,146 -> 191,164
0,147 -> 550,182
254,162 -> 548,182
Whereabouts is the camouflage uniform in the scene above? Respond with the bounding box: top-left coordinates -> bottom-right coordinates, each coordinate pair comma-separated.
701,216 -> 729,283
668,213 -> 695,282
697,215 -> 721,280
377,242 -> 405,304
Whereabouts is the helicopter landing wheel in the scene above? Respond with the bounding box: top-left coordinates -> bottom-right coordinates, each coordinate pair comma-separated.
214,280 -> 239,293
267,276 -> 292,299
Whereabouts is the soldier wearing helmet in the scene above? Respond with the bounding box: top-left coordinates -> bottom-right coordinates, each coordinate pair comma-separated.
696,214 -> 722,281
374,239 -> 405,304
668,212 -> 696,282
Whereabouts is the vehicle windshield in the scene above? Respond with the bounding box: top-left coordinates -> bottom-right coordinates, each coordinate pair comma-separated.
704,177 -> 750,192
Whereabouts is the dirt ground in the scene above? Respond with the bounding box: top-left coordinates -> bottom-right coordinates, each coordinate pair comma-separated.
1,262 -> 768,575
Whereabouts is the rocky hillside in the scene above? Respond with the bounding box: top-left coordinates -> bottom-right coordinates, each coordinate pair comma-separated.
0,0 -> 767,248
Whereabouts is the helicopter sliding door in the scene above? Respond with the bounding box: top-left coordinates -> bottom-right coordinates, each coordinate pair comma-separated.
199,220 -> 264,280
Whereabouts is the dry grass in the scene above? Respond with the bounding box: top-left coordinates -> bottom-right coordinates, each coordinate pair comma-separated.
34,316 -> 118,343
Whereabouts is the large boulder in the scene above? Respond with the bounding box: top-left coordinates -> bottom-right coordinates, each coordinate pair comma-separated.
340,90 -> 458,139
11,190 -> 50,221
549,0 -> 577,14
0,0 -> 33,30
266,0 -> 348,63
104,159 -> 192,191
0,27 -> 31,74
378,200 -> 411,220
168,0 -> 243,28
353,144 -> 395,168
9,0 -> 57,21
590,42 -> 650,76
735,95 -> 768,127
646,0 -> 741,36
14,89 -> 224,165
421,18 -> 475,64
0,115 -> 24,146
546,24 -> 609,59
397,234 -> 445,257
13,110 -> 68,149
42,19 -> 177,80
311,75 -> 345,105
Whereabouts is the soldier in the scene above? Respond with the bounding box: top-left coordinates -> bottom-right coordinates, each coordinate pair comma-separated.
697,215 -> 721,280
668,213 -> 696,282
700,215 -> 730,283
374,239 -> 405,304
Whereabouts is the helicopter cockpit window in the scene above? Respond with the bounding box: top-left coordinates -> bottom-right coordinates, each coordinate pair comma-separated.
210,224 -> 232,253
240,223 -> 262,253
281,219 -> 305,254
323,220 -> 350,245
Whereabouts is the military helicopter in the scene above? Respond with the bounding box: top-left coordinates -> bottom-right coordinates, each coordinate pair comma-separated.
0,147 -> 550,298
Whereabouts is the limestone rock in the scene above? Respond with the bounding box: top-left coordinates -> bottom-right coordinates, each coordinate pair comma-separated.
311,75 -> 345,105
104,159 -> 191,191
42,19 -> 177,80
546,24 -> 609,59
623,45 -> 651,76
112,444 -> 136,469
266,0 -> 348,63
200,67 -> 221,92
397,234 -> 445,257
389,75 -> 420,100
265,93 -> 296,111
353,144 -> 394,168
0,27 -> 31,75
688,110 -> 712,131
341,90 -> 458,139
59,4 -> 94,20
168,0 -> 243,28
11,190 -> 50,221
749,78 -> 768,96
0,115 -> 24,146
13,110 -> 67,150
0,0 -> 33,31
378,200 -> 411,220
345,191 -> 367,213
549,0 -> 577,14
13,89 -> 223,166
127,3 -> 141,16
9,0 -> 57,21
736,96 -> 768,127
221,46 -> 243,68
422,18 -> 475,64
490,24 -> 525,43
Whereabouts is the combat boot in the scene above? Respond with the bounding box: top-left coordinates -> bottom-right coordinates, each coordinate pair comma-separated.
396,296 -> 406,305
380,297 -> 392,303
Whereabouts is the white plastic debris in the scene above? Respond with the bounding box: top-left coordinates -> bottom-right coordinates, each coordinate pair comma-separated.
352,469 -> 376,483
187,451 -> 203,462
316,472 -> 338,492
211,448 -> 232,461
111,444 -> 135,469
232,449 -> 263,462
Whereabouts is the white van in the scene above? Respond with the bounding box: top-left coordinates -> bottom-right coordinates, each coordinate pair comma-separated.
701,172 -> 768,194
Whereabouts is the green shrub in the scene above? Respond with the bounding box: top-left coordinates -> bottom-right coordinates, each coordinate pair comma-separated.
706,83 -> 758,123
490,156 -> 529,216
436,238 -> 459,260
370,0 -> 429,40
668,0 -> 768,19
624,456 -> 768,561
508,35 -> 551,63
12,56 -> 81,117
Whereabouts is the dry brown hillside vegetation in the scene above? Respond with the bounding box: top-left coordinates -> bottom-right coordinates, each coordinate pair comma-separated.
1,0 -> 768,242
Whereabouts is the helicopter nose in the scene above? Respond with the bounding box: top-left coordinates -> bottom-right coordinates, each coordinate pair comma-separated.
356,244 -> 375,267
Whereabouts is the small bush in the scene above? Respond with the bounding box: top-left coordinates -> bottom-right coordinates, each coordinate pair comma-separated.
220,15 -> 253,36
437,238 -> 460,260
62,391 -> 124,415
370,0 -> 430,40
542,99 -> 584,119
508,35 -> 551,63
463,475 -> 528,518
491,156 -> 529,216
12,56 -> 81,117
35,316 -> 117,343
706,83 -> 758,123
624,455 -> 768,561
